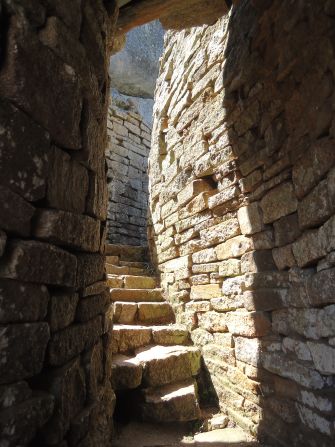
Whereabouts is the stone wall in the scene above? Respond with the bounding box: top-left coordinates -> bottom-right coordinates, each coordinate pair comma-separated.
106,96 -> 151,246
0,1 -> 117,445
149,1 -> 335,446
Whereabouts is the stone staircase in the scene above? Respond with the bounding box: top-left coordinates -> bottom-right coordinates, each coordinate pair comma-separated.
106,244 -> 202,423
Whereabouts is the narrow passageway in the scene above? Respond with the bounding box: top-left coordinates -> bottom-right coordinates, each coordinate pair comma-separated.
1,1 -> 334,446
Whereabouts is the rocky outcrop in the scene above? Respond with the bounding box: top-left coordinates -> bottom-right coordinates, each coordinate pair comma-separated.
109,20 -> 164,98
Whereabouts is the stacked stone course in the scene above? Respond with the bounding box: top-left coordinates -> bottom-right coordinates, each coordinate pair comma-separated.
106,100 -> 151,246
149,1 -> 335,446
0,0 -> 117,445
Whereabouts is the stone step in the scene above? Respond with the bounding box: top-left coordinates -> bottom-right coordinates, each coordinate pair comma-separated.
140,380 -> 201,423
110,288 -> 164,302
135,345 -> 201,387
107,275 -> 157,290
138,302 -> 175,325
105,243 -> 149,262
106,255 -> 119,265
112,353 -> 143,390
112,325 -> 152,354
119,260 -> 151,270
112,324 -> 189,353
106,264 -> 129,275
114,301 -> 175,325
111,345 -> 201,389
106,265 -> 150,277
123,275 -> 157,289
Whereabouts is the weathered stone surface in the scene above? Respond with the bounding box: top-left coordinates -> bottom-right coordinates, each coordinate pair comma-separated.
272,244 -> 296,270
216,235 -> 254,260
110,288 -> 163,302
219,259 -> 241,277
152,326 -> 189,345
292,139 -> 335,199
40,358 -> 86,445
81,280 -> 108,298
241,250 -> 276,274
137,302 -> 174,324
0,381 -> 32,411
48,317 -> 103,366
135,345 -> 201,387
292,230 -> 325,267
297,404 -> 333,437
190,284 -> 221,300
82,340 -> 104,399
0,230 -> 6,256
0,240 -> 77,287
234,337 -> 261,367
76,290 -> 111,323
226,311 -> 271,337
273,213 -> 301,247
237,203 -> 263,235
298,180 -> 333,229
306,268 -> 335,306
0,323 -> 49,384
0,279 -> 49,323
123,275 -> 156,289
211,295 -> 244,312
260,182 -> 298,224
114,302 -> 138,324
261,352 -> 328,390
111,354 -> 142,390
243,289 -> 287,311
198,311 -> 228,333
0,392 -> 54,447
141,380 -> 200,422
87,165 -> 109,220
113,325 -> 152,353
177,179 -> 214,207
118,0 -> 229,33
34,209 -> 101,252
76,253 -> 105,288
47,147 -> 89,214
0,15 -> 82,149
49,292 -> 79,332
110,20 -> 163,98
0,101 -> 50,201
192,247 -> 217,264
242,272 -> 289,290
0,186 -> 35,237
199,218 -> 240,246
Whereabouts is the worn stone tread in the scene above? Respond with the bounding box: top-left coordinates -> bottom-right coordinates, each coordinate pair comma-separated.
110,288 -> 164,302
141,380 -> 201,422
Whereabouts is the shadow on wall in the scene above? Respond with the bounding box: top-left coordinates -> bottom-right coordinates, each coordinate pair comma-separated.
221,2 -> 335,446
148,0 -> 335,446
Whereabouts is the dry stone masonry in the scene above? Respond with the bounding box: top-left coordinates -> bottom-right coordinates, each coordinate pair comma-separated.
0,1 -> 117,445
106,97 -> 151,246
149,1 -> 335,446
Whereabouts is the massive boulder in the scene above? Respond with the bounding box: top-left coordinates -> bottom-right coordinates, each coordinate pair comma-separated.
109,20 -> 164,99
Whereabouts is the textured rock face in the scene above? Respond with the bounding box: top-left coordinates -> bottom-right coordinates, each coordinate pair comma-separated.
149,1 -> 335,446
0,0 -> 117,445
110,20 -> 164,98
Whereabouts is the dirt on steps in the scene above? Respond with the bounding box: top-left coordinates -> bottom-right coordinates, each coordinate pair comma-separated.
113,422 -> 263,447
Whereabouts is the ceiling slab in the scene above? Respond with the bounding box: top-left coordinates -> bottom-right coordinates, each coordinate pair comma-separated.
116,0 -> 231,34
